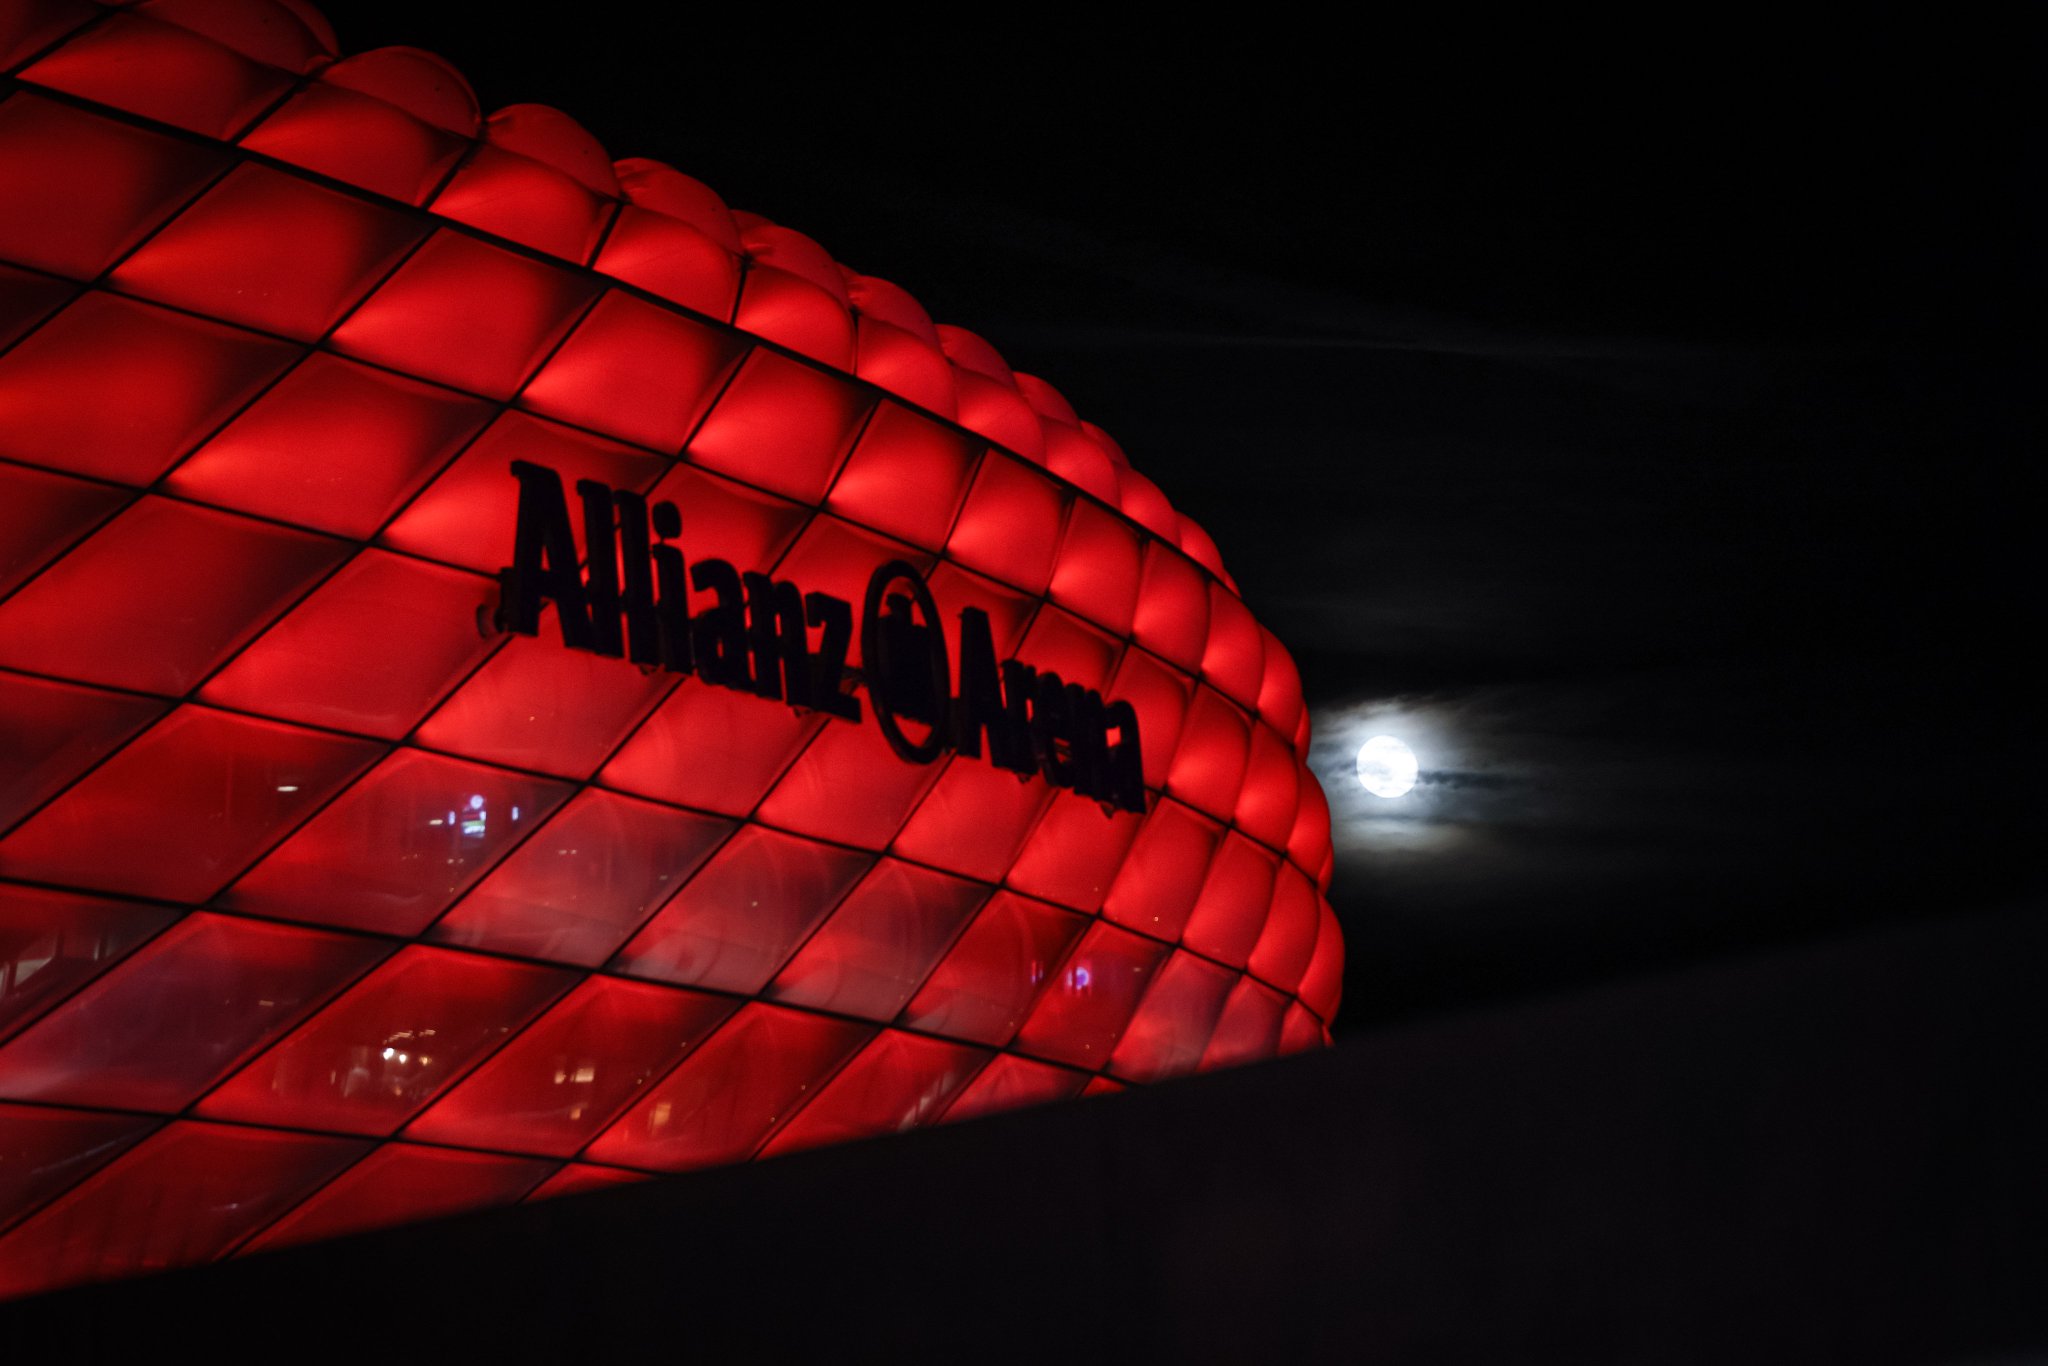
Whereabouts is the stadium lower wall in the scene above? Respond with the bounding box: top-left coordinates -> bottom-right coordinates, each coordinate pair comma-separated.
8,899 -> 2041,1363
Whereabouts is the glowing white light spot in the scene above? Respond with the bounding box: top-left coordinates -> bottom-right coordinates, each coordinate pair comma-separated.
275,785 -> 298,793
1356,735 -> 1419,798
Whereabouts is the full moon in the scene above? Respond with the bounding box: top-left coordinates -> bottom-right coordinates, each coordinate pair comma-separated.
1356,735 -> 1419,798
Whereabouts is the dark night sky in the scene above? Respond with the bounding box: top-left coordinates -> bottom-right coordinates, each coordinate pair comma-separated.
320,5 -> 2042,1030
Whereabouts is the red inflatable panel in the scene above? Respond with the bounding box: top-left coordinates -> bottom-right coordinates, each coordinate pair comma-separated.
0,0 -> 1336,1299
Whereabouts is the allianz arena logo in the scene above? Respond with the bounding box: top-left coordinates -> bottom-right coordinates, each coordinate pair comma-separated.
499,460 -> 1148,812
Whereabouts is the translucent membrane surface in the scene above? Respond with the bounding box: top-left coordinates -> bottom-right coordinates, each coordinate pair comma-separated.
0,0 -> 1336,1301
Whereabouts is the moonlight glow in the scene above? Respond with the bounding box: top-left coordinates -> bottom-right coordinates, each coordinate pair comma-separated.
1356,735 -> 1419,798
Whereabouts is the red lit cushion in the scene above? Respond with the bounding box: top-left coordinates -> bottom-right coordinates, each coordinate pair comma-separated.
406,976 -> 736,1155
0,911 -> 387,1110
585,1003 -> 871,1171
0,291 -> 297,484
240,1143 -> 554,1254
0,94 -> 229,278
611,826 -> 872,995
0,707 -> 384,903
330,231 -> 600,399
220,748 -> 573,936
111,164 -> 427,340
0,1121 -> 365,1299
197,946 -> 574,1135
430,789 -> 733,966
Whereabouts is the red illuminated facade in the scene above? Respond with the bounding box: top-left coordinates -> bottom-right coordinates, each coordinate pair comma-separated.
0,0 -> 1339,1299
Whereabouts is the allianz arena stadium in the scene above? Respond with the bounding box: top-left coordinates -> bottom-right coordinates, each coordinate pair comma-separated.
0,0 -> 1339,1298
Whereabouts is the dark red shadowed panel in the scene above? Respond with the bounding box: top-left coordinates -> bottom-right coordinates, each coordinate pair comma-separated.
684,348 -> 872,504
524,1163 -> 647,1202
406,976 -> 738,1156
239,1144 -> 555,1254
1199,977 -> 1292,1070
941,1053 -> 1090,1124
584,1003 -> 871,1172
1107,953 -> 1236,1084
314,47 -> 479,137
0,886 -> 176,1044
431,789 -> 734,967
0,671 -> 167,833
166,352 -> 495,539
240,81 -> 470,206
416,634 -> 676,779
0,707 -> 385,903
17,12 -> 293,139
197,945 -> 575,1136
0,1103 -> 157,1237
0,460 -> 130,600
1082,1076 -> 1127,1099
611,825 -> 872,995
0,94 -> 229,279
1296,901 -> 1345,1024
221,748 -> 573,937
0,912 -> 387,1111
201,551 -> 500,737
0,1121 -> 366,1299
330,230 -> 601,399
760,1031 -> 987,1157
1279,1002 -> 1327,1055
0,290 -> 298,485
110,163 -> 427,340
1100,798 -> 1224,943
899,891 -> 1087,1046
767,859 -> 990,1022
0,495 -> 347,695
1012,921 -> 1170,1072
0,263 -> 75,352
518,291 -> 747,453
